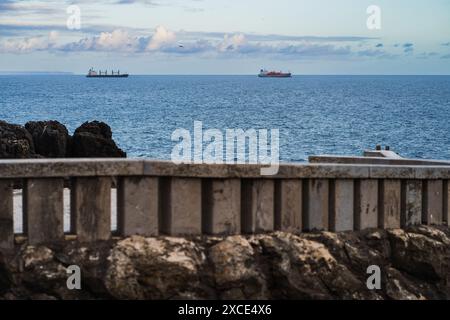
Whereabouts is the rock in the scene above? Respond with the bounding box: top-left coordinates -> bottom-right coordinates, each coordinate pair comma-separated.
387,227 -> 449,281
0,120 -> 126,159
0,227 -> 449,300
0,120 -> 36,158
25,121 -> 70,158
258,232 -> 378,299
71,121 -> 126,158
209,236 -> 268,299
384,267 -> 427,300
105,236 -> 210,299
0,252 -> 12,293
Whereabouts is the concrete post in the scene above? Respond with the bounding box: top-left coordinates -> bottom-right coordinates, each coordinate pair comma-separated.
0,180 -> 13,249
202,179 -> 241,235
117,177 -> 159,237
275,179 -> 302,232
331,179 -> 354,232
446,180 -> 450,226
423,180 -> 443,225
304,179 -> 329,231
355,179 -> 378,230
380,179 -> 401,229
24,178 -> 64,244
71,177 -> 112,241
241,179 -> 275,233
160,178 -> 202,235
404,180 -> 422,226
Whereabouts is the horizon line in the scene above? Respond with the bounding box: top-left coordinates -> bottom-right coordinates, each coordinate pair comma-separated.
1,73 -> 450,76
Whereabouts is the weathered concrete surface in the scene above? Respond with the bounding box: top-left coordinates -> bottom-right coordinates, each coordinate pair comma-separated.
0,180 -> 13,249
0,226 -> 448,300
241,179 -> 275,233
1,159 -> 450,179
275,179 -> 302,232
143,161 -> 372,179
424,180 -> 443,225
23,178 -> 64,245
404,180 -> 422,226
202,179 -> 241,235
71,177 -> 112,242
304,179 -> 329,231
310,155 -> 450,166
13,189 -> 118,234
355,179 -> 378,230
117,177 -> 159,237
160,178 -> 202,235
0,159 -> 144,178
331,179 -> 354,232
363,150 -> 404,159
380,180 -> 401,229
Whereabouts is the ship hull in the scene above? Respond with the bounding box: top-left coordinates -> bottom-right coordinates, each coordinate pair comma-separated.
86,74 -> 129,78
258,73 -> 291,78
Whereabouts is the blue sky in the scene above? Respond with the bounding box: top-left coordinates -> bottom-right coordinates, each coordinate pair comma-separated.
0,0 -> 449,74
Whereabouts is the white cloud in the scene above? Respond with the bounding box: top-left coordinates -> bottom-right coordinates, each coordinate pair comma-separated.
0,31 -> 57,53
0,26 -> 418,61
218,34 -> 247,52
96,29 -> 137,50
59,29 -> 140,52
146,25 -> 176,51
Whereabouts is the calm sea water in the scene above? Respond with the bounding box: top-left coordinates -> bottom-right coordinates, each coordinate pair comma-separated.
1,75 -> 450,161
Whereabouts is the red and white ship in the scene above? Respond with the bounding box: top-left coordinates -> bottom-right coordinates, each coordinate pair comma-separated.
258,69 -> 291,78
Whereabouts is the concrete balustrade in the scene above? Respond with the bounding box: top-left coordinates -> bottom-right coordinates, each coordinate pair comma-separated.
0,159 -> 449,249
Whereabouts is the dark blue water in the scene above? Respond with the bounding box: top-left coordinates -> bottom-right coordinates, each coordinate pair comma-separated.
1,75 -> 450,161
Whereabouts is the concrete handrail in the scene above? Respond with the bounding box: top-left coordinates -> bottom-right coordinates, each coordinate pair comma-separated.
1,158 -> 450,178
309,155 -> 450,167
0,159 -> 449,250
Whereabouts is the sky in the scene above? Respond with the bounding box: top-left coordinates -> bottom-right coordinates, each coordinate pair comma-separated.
0,0 -> 449,74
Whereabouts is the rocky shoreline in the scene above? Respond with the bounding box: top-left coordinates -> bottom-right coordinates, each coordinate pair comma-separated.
0,226 -> 448,300
0,120 -> 126,158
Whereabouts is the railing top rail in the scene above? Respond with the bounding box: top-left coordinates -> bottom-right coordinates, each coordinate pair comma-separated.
309,155 -> 450,166
1,158 -> 450,179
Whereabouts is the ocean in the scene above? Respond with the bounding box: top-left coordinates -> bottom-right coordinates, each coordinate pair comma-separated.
1,75 -> 450,161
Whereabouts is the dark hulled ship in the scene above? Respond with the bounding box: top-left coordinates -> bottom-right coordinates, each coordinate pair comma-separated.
86,68 -> 128,78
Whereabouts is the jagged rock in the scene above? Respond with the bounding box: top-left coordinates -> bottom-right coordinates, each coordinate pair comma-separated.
0,120 -> 36,158
209,236 -> 268,299
258,232 -> 378,299
0,253 -> 12,294
0,226 -> 449,300
105,236 -> 211,299
384,267 -> 427,300
0,120 -> 126,159
71,121 -> 126,158
25,120 -> 70,158
388,228 -> 449,281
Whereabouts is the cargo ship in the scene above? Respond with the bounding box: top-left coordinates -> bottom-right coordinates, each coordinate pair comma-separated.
258,69 -> 291,78
86,68 -> 128,78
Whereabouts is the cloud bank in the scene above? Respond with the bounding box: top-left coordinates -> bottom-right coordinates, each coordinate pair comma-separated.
0,25 -> 412,61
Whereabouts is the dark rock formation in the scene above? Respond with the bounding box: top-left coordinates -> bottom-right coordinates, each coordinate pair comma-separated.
71,121 -> 126,158
0,121 -> 36,158
0,120 -> 125,159
0,226 -> 449,300
25,121 -> 70,158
